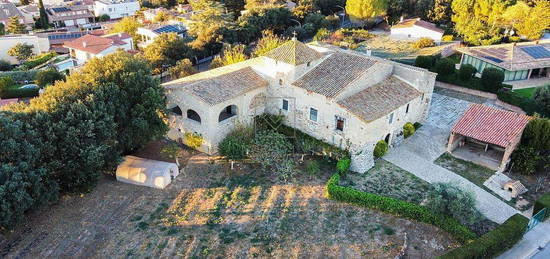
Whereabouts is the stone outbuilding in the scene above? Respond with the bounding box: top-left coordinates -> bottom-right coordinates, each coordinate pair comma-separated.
164,39 -> 436,172
447,104 -> 531,171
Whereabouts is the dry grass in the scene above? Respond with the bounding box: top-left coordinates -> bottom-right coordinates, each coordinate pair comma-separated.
0,147 -> 459,258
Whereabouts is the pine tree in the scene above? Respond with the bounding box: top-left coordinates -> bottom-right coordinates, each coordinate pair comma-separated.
37,0 -> 49,29
345,0 -> 388,26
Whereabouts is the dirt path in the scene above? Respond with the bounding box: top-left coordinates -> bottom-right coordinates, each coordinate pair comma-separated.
0,153 -> 458,258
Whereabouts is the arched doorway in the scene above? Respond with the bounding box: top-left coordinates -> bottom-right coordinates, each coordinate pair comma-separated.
170,106 -> 183,116
218,105 -> 238,122
187,109 -> 201,123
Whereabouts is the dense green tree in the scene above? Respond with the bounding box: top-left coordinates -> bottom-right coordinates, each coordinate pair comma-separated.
6,16 -> 26,34
346,0 -> 387,26
293,0 -> 318,20
386,0 -> 407,23
168,59 -> 197,79
480,68 -> 504,93
238,6 -> 293,42
514,118 -> 550,175
252,30 -> 286,56
534,85 -> 550,116
451,0 -> 510,45
428,0 -> 452,24
188,0 -> 234,51
504,0 -> 550,40
8,43 -> 34,63
110,17 -> 141,44
36,0 -> 49,29
223,0 -> 246,18
0,114 -> 57,229
315,0 -> 346,15
35,69 -> 65,88
143,32 -> 193,74
210,44 -> 248,68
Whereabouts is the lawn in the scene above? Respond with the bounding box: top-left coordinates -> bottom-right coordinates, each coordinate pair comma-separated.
513,87 -> 537,98
0,141 -> 459,258
340,159 -> 433,204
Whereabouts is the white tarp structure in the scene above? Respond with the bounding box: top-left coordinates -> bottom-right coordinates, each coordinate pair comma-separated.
116,156 -> 179,189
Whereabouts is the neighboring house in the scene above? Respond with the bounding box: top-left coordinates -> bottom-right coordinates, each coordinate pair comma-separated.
46,5 -> 94,28
0,2 -> 33,28
63,32 -> 133,65
39,29 -> 105,53
447,104 -> 530,171
163,39 -> 436,172
390,18 -> 444,41
136,23 -> 186,48
93,0 -> 140,20
0,34 -> 50,64
457,40 -> 550,82
17,4 -> 40,25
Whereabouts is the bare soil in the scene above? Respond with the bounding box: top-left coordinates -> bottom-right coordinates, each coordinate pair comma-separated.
0,141 -> 459,258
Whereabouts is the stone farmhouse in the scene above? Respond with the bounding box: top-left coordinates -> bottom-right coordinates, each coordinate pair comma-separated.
163,39 -> 436,172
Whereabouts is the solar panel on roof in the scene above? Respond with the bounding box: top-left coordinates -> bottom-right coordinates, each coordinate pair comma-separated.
52,7 -> 70,12
483,56 -> 504,63
521,46 -> 550,59
152,25 -> 186,34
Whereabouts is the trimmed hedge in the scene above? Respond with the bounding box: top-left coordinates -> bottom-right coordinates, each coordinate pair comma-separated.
1,87 -> 39,99
20,52 -> 57,70
534,193 -> 550,221
438,214 -> 529,259
326,173 -> 477,244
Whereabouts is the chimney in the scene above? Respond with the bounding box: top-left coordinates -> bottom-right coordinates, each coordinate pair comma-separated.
83,41 -> 87,47
536,40 -> 539,45
400,16 -> 404,22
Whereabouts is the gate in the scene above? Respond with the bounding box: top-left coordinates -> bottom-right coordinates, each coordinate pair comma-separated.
527,207 -> 547,232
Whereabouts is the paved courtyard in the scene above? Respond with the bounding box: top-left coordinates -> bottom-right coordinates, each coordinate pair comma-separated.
384,93 -> 519,224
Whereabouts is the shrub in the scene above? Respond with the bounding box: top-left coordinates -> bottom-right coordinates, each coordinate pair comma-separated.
458,64 -> 477,81
435,58 -> 456,76
306,160 -> 321,175
184,132 -> 203,150
413,37 -> 435,49
373,140 -> 388,158
20,52 -> 57,70
403,122 -> 415,138
249,130 -> 295,181
511,146 -> 540,175
326,173 -> 476,243
481,68 -> 505,93
313,28 -> 331,41
442,35 -> 454,41
1,87 -> 39,99
0,76 -> 14,90
35,69 -> 65,88
415,55 -> 436,69
413,122 -> 423,130
533,193 -> 550,221
426,183 -> 482,225
336,157 -> 351,174
438,214 -> 529,259
218,124 -> 253,160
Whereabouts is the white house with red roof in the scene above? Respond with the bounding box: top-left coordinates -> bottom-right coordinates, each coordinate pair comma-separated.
390,18 -> 444,41
64,32 -> 133,65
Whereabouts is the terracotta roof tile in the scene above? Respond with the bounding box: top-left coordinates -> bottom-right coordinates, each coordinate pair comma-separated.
292,52 -> 377,98
264,39 -> 325,65
337,76 -> 421,122
63,33 -> 130,54
171,67 -> 268,105
451,104 -> 531,148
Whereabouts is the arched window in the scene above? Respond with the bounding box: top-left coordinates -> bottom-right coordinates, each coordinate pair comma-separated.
187,109 -> 201,123
218,105 -> 237,122
171,106 -> 183,116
